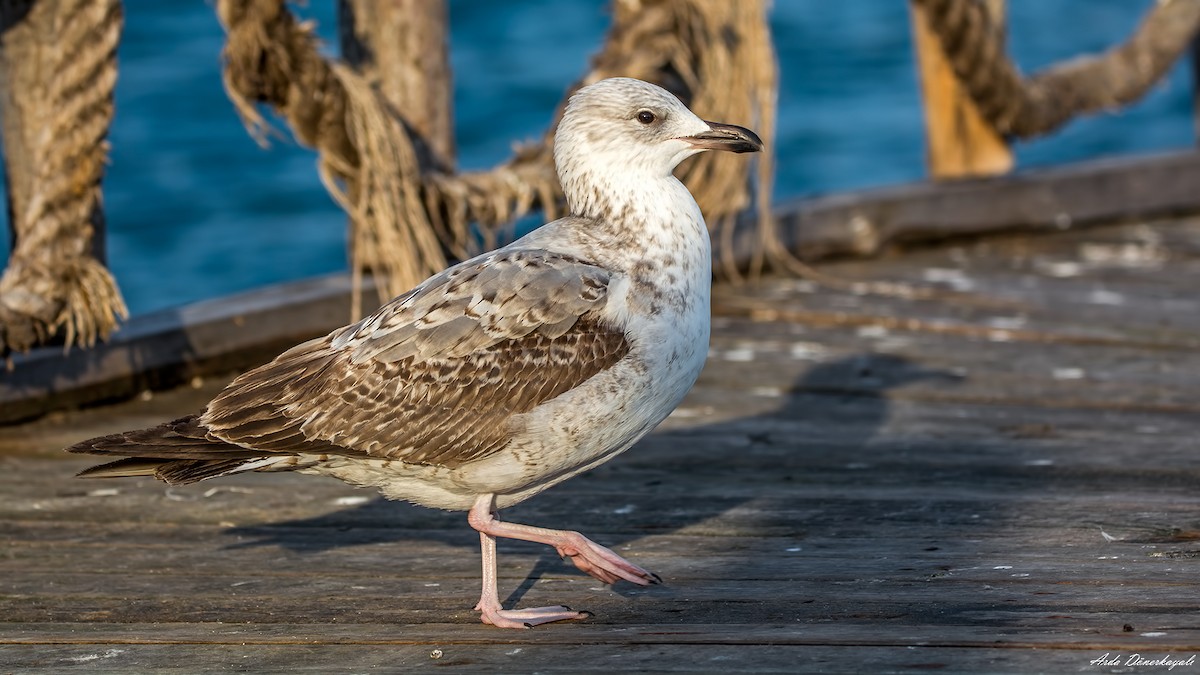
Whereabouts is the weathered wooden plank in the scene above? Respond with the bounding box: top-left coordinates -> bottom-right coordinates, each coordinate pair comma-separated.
787,217 -> 1200,327
4,621 -> 1198,651
5,561 -> 1196,608
4,515 -> 1194,582
760,152 -> 1200,262
8,595 -> 1191,635
7,453 -> 1200,527
3,517 -> 1177,554
0,643 -> 1165,675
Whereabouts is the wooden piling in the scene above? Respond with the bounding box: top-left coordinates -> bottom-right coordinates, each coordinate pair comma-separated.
338,0 -> 455,170
909,0 -> 1013,179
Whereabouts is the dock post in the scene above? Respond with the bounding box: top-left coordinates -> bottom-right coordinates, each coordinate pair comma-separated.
336,0 -> 454,319
909,0 -> 1013,180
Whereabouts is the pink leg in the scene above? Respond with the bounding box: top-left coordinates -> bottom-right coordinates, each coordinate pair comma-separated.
473,529 -> 589,628
467,494 -> 660,628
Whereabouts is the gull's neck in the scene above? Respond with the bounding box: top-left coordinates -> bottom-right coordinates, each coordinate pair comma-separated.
559,157 -> 711,263
549,157 -> 713,326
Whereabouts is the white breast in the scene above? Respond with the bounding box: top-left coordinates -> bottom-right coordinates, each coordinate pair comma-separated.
453,179 -> 713,508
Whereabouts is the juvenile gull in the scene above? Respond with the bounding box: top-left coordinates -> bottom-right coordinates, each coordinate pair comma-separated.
68,77 -> 763,628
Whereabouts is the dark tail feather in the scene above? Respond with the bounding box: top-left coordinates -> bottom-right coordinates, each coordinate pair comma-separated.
66,414 -> 263,460
76,457 -> 284,485
67,414 -> 292,485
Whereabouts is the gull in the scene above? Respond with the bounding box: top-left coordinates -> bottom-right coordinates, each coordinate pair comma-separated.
68,77 -> 763,628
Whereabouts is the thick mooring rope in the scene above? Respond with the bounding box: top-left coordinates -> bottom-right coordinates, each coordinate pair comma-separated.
915,0 -> 1200,139
215,0 -> 776,304
0,0 -> 127,357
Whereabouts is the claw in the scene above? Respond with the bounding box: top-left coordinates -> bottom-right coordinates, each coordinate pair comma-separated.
556,534 -> 659,586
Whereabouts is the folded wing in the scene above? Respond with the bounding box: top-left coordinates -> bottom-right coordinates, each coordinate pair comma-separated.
70,249 -> 631,477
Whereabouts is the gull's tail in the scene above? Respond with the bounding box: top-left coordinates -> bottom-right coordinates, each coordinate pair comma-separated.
67,415 -> 296,485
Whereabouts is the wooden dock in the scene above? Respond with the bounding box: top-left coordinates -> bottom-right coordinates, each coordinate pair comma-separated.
3,214 -> 1200,672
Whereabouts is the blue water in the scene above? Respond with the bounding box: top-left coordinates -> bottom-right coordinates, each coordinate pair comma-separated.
0,0 -> 1193,315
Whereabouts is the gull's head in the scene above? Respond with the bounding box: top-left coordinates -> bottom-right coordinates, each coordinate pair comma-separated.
554,78 -> 763,209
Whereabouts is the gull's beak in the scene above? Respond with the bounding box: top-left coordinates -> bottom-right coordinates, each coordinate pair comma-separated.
681,121 -> 764,154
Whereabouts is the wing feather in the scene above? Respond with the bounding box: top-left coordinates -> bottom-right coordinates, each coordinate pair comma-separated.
196,249 -> 629,468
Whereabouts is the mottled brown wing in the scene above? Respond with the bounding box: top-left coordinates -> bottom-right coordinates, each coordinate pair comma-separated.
336,245 -> 614,362
199,249 -> 629,468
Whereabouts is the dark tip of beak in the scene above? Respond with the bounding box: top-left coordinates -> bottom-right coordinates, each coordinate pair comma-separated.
683,121 -> 764,154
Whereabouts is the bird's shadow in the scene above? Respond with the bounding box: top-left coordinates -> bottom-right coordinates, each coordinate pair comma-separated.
224,352 -> 960,607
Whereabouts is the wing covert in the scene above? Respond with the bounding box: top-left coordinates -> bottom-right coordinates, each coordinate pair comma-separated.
200,249 -> 629,468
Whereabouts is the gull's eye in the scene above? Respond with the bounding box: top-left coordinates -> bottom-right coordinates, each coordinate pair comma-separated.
636,110 -> 657,125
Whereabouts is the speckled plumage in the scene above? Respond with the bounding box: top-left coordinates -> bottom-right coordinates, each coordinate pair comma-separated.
68,77 -> 762,628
